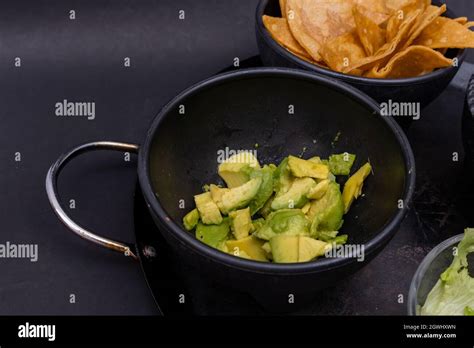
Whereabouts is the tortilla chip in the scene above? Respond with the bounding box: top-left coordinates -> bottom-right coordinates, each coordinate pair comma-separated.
453,17 -> 468,25
414,16 -> 474,48
402,4 -> 446,49
466,22 -> 474,29
353,6 -> 386,56
319,31 -> 367,73
262,15 -> 311,59
343,9 -> 422,74
355,1 -> 391,25
385,0 -> 430,13
366,45 -> 452,78
286,0 -> 324,61
280,0 -> 287,17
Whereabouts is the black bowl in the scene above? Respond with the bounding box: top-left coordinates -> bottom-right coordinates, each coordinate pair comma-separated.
138,68 -> 416,311
256,0 -> 467,129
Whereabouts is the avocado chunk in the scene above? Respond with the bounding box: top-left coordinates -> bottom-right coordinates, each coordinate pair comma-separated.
195,219 -> 230,248
287,155 -> 329,179
226,235 -> 268,261
194,192 -> 223,225
229,207 -> 253,240
209,184 -> 228,208
273,157 -> 293,195
249,165 -> 275,215
183,208 -> 199,231
271,177 -> 316,210
306,179 -> 330,200
258,194 -> 274,218
270,235 -> 299,263
328,153 -> 356,176
218,151 -> 260,188
307,182 -> 344,233
270,235 -> 330,263
251,217 -> 266,232
219,177 -> 262,214
298,236 -> 330,262
254,209 -> 310,240
342,162 -> 372,213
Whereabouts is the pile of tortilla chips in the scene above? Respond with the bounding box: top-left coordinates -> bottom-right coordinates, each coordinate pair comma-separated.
263,0 -> 474,78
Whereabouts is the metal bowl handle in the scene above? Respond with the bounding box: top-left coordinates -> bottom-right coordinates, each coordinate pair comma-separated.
45,141 -> 140,260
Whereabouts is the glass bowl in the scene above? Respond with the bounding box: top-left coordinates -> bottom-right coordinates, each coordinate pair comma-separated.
408,234 -> 464,315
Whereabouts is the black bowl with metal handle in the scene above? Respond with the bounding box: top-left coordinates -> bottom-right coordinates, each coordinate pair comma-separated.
46,68 -> 415,312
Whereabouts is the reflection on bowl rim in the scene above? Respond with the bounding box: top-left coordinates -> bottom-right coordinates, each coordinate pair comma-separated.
255,0 -> 467,85
407,233 -> 464,315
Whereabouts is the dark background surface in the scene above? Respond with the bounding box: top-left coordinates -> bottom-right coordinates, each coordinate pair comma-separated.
0,0 -> 473,315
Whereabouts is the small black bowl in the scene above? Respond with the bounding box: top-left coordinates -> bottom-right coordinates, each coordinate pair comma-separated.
256,0 -> 467,129
139,68 -> 416,311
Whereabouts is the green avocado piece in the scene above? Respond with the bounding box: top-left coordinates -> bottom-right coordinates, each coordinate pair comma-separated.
219,177 -> 262,214
251,217 -> 266,232
287,155 -> 329,179
226,235 -> 268,261
218,152 -> 260,188
249,165 -> 275,215
194,192 -> 223,225
195,219 -> 230,248
270,235 -> 329,263
270,235 -> 299,263
298,236 -> 329,262
306,179 -> 330,200
254,209 -> 310,240
229,207 -> 253,240
271,177 -> 316,210
273,157 -> 293,195
258,194 -> 274,218
183,208 -> 199,231
307,182 -> 344,234
328,153 -> 356,176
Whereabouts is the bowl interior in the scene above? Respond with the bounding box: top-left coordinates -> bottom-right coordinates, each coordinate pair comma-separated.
148,71 -> 408,248
259,0 -> 463,81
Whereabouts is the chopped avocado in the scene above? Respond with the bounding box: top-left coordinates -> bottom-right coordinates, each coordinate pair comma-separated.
306,179 -> 330,200
328,153 -> 356,176
218,151 -> 260,188
195,219 -> 230,248
270,235 -> 329,263
287,155 -> 329,179
301,202 -> 311,214
342,162 -> 372,213
273,157 -> 293,194
229,207 -> 253,240
332,234 -> 348,245
249,165 -> 275,215
307,182 -> 344,233
308,156 -> 322,164
271,177 -> 316,210
226,235 -> 268,261
183,208 -> 199,231
194,192 -> 223,225
315,230 -> 338,241
219,177 -> 262,214
209,184 -> 228,208
262,242 -> 272,254
270,235 -> 299,263
258,194 -> 274,218
251,218 -> 265,232
254,209 -> 310,240
298,236 -> 329,262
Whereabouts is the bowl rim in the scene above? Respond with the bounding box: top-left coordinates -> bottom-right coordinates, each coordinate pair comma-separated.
255,0 -> 467,86
407,233 -> 464,315
138,67 -> 416,275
